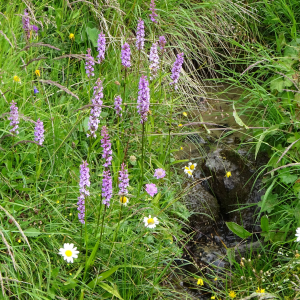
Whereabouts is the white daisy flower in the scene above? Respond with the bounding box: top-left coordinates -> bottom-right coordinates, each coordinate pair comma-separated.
183,166 -> 193,177
144,215 -> 159,229
120,196 -> 129,206
58,243 -> 79,263
295,227 -> 300,242
188,162 -> 197,171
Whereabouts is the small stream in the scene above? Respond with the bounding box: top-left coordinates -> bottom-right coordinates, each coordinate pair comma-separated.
172,84 -> 267,299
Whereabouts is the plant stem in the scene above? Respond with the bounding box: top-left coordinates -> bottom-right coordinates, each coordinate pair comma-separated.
99,205 -> 107,243
150,242 -> 162,299
168,89 -> 174,180
95,198 -> 102,236
139,122 -> 145,195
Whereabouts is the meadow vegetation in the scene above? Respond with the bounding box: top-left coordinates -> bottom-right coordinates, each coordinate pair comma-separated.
1,0 -> 300,299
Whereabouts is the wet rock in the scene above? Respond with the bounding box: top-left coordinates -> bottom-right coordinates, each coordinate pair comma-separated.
185,182 -> 220,235
202,148 -> 262,230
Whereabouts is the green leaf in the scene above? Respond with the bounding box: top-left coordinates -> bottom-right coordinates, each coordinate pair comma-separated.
225,222 -> 252,239
260,216 -> 269,232
97,282 -> 123,300
170,159 -> 189,165
24,228 -> 42,237
226,248 -> 235,266
258,179 -> 277,213
63,278 -> 77,290
293,182 -> 300,199
257,193 -> 278,213
279,173 -> 297,184
88,266 -> 119,289
232,103 -> 249,129
270,76 -> 284,92
86,27 -> 101,47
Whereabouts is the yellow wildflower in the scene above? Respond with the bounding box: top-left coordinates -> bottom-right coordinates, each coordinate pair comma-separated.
35,70 -> 40,77
18,239 -> 21,243
69,33 -> 75,40
180,147 -> 183,150
214,277 -> 217,281
229,291 -> 236,299
13,76 -> 20,83
56,200 -> 59,204
183,112 -> 187,117
197,278 -> 204,286
225,171 -> 232,178
256,288 -> 265,293
211,297 -> 216,300
178,124 -> 183,127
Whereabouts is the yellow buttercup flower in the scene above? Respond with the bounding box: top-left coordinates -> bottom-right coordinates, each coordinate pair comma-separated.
180,146 -> 183,150
69,33 -> 75,40
211,297 -> 215,300
214,277 -> 217,281
13,75 -> 20,83
35,69 -> 40,77
256,288 -> 265,293
197,278 -> 204,286
229,291 -> 236,299
18,239 -> 21,243
225,171 -> 232,178
183,112 -> 187,117
178,124 -> 183,127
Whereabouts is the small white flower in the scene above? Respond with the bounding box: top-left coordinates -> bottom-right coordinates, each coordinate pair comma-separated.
295,227 -> 300,242
144,215 -> 159,229
58,243 -> 79,263
188,162 -> 197,171
120,196 -> 129,206
183,166 -> 193,177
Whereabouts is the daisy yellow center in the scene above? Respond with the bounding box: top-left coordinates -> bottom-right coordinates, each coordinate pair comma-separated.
187,171 -> 192,175
65,250 -> 72,257
185,166 -> 190,170
190,164 -> 195,170
120,196 -> 127,204
147,218 -> 155,225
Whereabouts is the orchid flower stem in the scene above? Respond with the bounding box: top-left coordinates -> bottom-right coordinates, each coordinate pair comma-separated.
139,122 -> 145,196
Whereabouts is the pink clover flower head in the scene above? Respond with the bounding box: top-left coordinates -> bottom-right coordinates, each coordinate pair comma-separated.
97,32 -> 106,63
145,183 -> 157,197
159,36 -> 166,53
102,170 -> 112,207
87,78 -> 103,138
137,75 -> 150,124
136,18 -> 145,51
77,161 -> 90,224
154,168 -> 166,179
101,126 -> 112,167
9,101 -> 19,135
34,118 -> 45,145
121,43 -> 131,68
118,163 -> 129,195
170,52 -> 184,90
85,48 -> 95,78
149,43 -> 159,80
149,0 -> 158,23
114,95 -> 122,117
